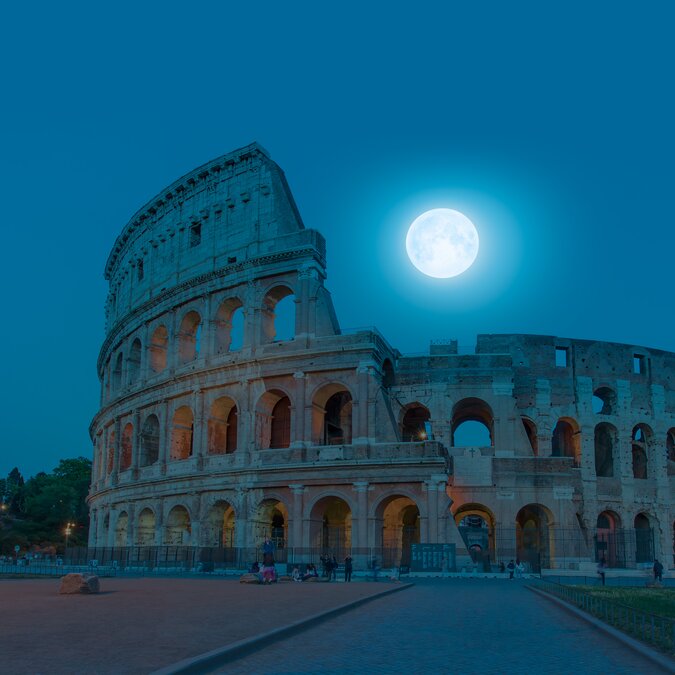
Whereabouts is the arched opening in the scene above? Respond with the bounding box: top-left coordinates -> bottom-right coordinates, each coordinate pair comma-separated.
215,298 -> 244,353
178,311 -> 202,363
115,512 -> 128,547
516,504 -> 552,572
382,359 -> 395,388
112,352 -> 123,391
400,404 -> 431,442
310,496 -> 352,558
256,390 -> 292,449
254,499 -> 288,549
452,398 -> 493,447
667,429 -> 675,475
521,418 -> 538,456
149,325 -> 168,372
634,513 -> 653,563
551,418 -> 580,463
592,386 -> 617,415
455,504 -> 496,571
140,415 -> 160,466
137,508 -> 155,546
120,423 -> 133,471
207,397 -> 238,455
127,339 -> 141,384
312,384 -> 353,445
261,285 -> 295,342
170,406 -> 194,460
203,501 -> 236,547
595,510 -> 621,567
632,424 -> 651,480
165,505 -> 191,545
377,496 -> 421,567
594,423 -> 616,477
106,429 -> 115,475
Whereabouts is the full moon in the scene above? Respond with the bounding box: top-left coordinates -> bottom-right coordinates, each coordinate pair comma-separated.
406,208 -> 479,278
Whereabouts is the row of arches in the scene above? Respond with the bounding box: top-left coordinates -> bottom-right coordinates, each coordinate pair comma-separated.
97,386 -> 355,476
105,285 -> 297,395
403,398 -> 675,477
109,494 -> 422,563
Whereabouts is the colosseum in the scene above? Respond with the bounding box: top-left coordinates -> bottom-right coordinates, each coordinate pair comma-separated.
87,142 -> 674,575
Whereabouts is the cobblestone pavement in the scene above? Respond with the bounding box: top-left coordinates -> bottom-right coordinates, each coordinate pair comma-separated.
221,579 -> 667,675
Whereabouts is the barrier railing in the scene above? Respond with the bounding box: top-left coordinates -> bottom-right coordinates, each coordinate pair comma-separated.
535,580 -> 675,654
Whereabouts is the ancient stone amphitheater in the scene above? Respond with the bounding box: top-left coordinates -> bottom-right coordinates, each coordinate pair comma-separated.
88,143 -> 674,573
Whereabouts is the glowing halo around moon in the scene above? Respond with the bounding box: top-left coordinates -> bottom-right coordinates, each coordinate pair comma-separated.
406,208 -> 479,278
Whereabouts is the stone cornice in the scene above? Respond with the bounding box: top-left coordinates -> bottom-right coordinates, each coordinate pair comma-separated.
104,142 -> 271,280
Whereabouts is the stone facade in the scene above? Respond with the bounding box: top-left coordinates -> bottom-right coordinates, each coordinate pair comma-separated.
88,143 -> 675,571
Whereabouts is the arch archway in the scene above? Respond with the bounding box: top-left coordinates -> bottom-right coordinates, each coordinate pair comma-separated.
454,504 -> 496,571
632,424 -> 652,480
140,415 -> 160,466
253,498 -> 288,550
207,397 -> 238,454
516,504 -> 552,572
592,386 -> 617,415
215,297 -> 244,353
115,512 -> 129,547
312,384 -> 353,445
400,404 -> 430,442
120,423 -> 133,471
256,390 -> 292,449
595,510 -> 621,567
178,311 -> 202,363
375,495 -> 421,567
170,406 -> 194,460
165,505 -> 191,545
634,513 -> 653,563
521,417 -> 538,455
309,496 -> 352,558
552,418 -> 580,463
149,325 -> 168,372
137,508 -> 156,546
594,423 -> 616,477
452,398 -> 493,447
127,338 -> 142,384
261,285 -> 295,342
203,501 -> 236,547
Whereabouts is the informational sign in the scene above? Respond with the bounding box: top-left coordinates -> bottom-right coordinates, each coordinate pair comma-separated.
410,543 -> 456,572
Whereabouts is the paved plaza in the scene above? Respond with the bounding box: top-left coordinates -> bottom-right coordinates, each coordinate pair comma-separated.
222,579 -> 667,675
1,577 -> 670,674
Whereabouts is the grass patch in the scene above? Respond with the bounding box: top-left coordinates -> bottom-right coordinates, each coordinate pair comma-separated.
573,586 -> 675,619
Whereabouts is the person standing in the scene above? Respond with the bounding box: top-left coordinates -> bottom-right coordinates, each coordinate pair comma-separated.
331,555 -> 338,581
653,559 -> 663,582
507,560 -> 515,579
344,554 -> 353,582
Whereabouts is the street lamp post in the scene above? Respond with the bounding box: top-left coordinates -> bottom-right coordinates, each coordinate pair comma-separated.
64,522 -> 75,558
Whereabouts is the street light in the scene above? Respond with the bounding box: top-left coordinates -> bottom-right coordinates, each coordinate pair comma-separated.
65,522 -> 75,551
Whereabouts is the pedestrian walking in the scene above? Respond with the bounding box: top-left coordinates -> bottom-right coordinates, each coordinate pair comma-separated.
507,560 -> 515,579
344,554 -> 353,582
331,555 -> 338,581
597,557 -> 607,585
653,559 -> 663,582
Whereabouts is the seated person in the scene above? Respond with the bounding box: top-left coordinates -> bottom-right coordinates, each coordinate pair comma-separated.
292,566 -> 302,582
249,561 -> 260,573
302,563 -> 319,581
261,564 -> 276,583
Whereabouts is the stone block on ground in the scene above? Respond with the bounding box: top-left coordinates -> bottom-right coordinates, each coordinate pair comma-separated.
58,574 -> 100,594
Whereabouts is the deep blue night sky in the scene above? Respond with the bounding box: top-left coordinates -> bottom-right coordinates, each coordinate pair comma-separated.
1,3 -> 673,478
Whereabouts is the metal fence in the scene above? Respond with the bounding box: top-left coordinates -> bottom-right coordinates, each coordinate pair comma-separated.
535,581 -> 674,654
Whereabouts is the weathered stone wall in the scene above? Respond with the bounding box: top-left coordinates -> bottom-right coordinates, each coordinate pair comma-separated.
88,144 -> 675,571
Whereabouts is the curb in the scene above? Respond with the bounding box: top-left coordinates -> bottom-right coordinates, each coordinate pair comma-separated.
151,582 -> 413,675
526,585 -> 675,674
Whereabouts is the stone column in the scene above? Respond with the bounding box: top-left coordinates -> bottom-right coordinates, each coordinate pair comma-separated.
126,503 -> 136,547
353,482 -> 369,570
354,363 -> 372,444
160,400 -> 171,474
291,371 -> 306,447
426,480 -> 439,543
193,389 -> 205,468
88,510 -> 97,547
112,417 -> 121,484
141,322 -> 150,381
132,410 -> 141,477
234,488 -> 249,550
290,485 -> 305,550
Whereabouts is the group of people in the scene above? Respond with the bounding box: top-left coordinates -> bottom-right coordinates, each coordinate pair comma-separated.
501,559 -> 526,579
319,553 -> 353,581
291,564 -> 319,581
598,557 -> 665,586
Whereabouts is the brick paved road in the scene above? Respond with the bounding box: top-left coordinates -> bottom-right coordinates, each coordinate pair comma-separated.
220,579 -> 666,674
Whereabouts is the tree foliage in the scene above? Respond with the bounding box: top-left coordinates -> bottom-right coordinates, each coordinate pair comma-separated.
0,457 -> 91,553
